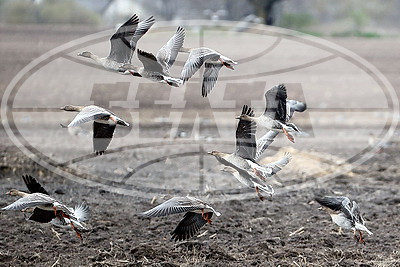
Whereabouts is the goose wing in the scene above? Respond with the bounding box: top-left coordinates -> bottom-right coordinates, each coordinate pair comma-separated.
67,105 -> 111,127
27,208 -> 56,223
235,105 -> 256,160
108,14 -> 139,63
315,196 -> 353,219
264,84 -> 287,122
140,197 -> 205,217
180,48 -> 220,82
2,193 -> 55,211
170,212 -> 211,241
351,201 -> 364,224
73,202 -> 91,222
201,62 -> 223,97
255,131 -> 279,160
130,16 -> 155,56
137,49 -> 164,73
22,175 -> 49,195
156,26 -> 185,73
92,121 -> 116,155
264,152 -> 292,175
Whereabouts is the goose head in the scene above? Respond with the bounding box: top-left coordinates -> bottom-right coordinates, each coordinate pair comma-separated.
207,151 -> 226,158
60,105 -> 82,112
77,51 -> 93,58
235,114 -> 253,121
5,189 -> 26,197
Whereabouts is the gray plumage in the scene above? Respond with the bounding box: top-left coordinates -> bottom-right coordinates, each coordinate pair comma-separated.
140,196 -> 220,241
156,26 -> 185,73
140,196 -> 220,218
315,196 -> 373,239
255,99 -> 307,160
180,47 -> 237,97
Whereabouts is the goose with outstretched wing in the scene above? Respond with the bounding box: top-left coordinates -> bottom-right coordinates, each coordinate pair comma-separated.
209,105 -> 292,200
180,47 -> 237,97
255,99 -> 307,160
315,196 -> 373,244
237,84 -> 300,143
140,196 -> 221,241
120,27 -> 185,87
60,105 -> 129,155
2,175 -> 90,239
78,14 -> 154,72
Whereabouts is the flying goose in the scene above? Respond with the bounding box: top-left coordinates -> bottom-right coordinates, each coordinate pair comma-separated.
180,47 -> 237,97
78,14 -> 155,72
2,175 -> 89,239
140,196 -> 221,241
60,105 -> 129,155
120,26 -> 185,87
209,105 -> 291,200
255,99 -> 307,160
236,84 -> 300,143
315,196 -> 373,243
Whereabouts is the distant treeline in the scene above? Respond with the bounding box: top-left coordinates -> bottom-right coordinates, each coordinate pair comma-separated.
0,0 -> 100,25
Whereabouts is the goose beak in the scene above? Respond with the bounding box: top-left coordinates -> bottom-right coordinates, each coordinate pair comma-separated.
235,115 -> 241,119
5,191 -> 10,195
207,151 -> 213,155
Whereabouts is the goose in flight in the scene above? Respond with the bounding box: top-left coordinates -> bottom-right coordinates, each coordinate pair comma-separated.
2,175 -> 89,239
180,47 -> 237,97
315,196 -> 372,244
256,99 -> 307,160
60,105 -> 129,155
236,84 -> 300,143
120,26 -> 185,87
78,14 -> 155,72
209,105 -> 292,200
140,196 -> 221,241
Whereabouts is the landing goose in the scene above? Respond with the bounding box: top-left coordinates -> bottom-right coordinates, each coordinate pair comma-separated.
256,99 -> 307,160
120,27 -> 185,87
2,175 -> 89,239
140,196 -> 221,241
237,84 -> 300,143
209,105 -> 292,200
180,47 -> 237,97
60,105 -> 129,155
78,14 -> 154,72
315,196 -> 373,243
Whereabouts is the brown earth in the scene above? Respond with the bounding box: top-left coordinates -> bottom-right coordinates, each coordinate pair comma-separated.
0,24 -> 400,266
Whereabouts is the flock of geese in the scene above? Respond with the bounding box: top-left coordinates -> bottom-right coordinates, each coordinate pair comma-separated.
2,14 -> 373,244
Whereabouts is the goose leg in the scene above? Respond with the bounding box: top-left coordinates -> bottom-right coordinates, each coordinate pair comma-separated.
283,128 -> 295,143
253,168 -> 266,181
61,212 -> 83,240
201,209 -> 212,224
53,206 -> 57,217
337,227 -> 343,235
358,231 -> 365,244
255,187 -> 265,201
